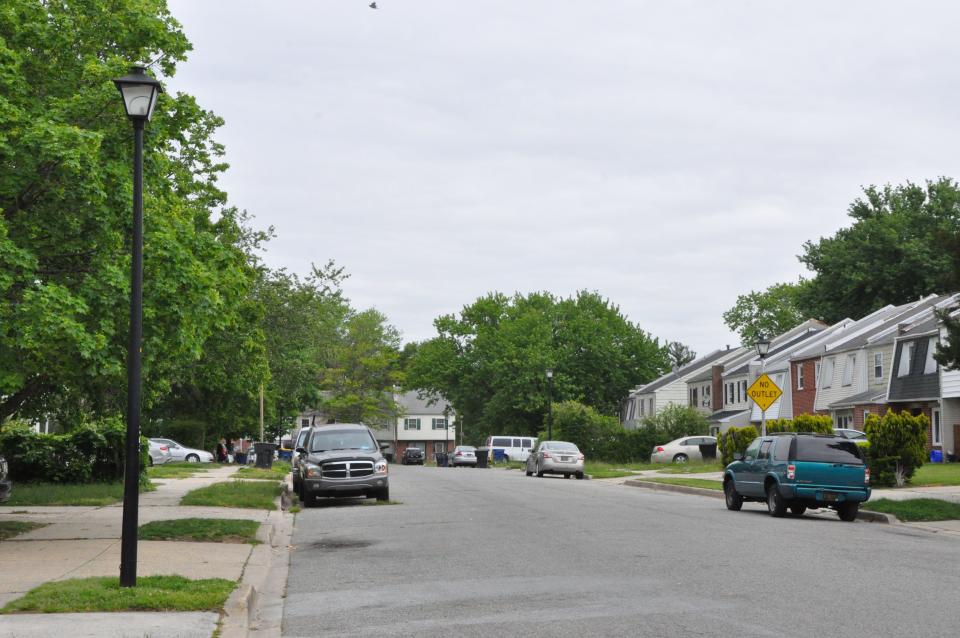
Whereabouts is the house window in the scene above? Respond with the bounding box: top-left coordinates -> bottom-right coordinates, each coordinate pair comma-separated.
933,408 -> 942,446
433,441 -> 447,454
797,364 -> 804,390
897,342 -> 914,377
690,388 -> 697,407
841,353 -> 856,387
404,418 -> 421,430
639,398 -> 645,417
835,412 -> 853,428
736,382 -> 741,404
703,385 -> 711,407
648,398 -> 654,414
874,353 -> 883,382
863,409 -> 871,423
432,418 -> 448,430
822,358 -> 834,388
300,418 -> 309,427
741,380 -> 748,401
815,361 -> 822,386
924,337 -> 939,375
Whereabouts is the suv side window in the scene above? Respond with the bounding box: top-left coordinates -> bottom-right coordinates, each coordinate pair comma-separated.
758,440 -> 772,460
744,438 -> 761,460
773,437 -> 792,462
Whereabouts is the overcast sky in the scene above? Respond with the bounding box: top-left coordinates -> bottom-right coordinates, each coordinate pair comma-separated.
165,0 -> 959,356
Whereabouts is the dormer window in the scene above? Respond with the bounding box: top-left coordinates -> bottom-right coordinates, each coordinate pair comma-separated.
924,337 -> 939,374
897,342 -> 914,378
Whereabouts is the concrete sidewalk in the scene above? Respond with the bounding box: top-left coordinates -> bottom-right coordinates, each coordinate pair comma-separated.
0,464 -> 282,638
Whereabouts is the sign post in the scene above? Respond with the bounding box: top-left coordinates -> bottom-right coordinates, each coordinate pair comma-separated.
747,373 -> 783,437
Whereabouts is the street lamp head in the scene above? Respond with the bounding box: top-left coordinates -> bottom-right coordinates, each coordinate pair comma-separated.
756,335 -> 771,359
546,368 -> 554,379
113,65 -> 163,121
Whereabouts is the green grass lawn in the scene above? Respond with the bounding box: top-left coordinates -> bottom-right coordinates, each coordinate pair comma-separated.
584,463 -> 636,479
582,461 -> 720,478
657,461 -> 724,474
907,463 -> 960,487
0,482 -> 155,507
864,498 -> 960,522
181,480 -> 281,510
138,518 -> 260,544
147,462 -> 212,479
641,477 -> 724,491
234,461 -> 292,480
0,521 -> 47,540
0,575 -> 236,614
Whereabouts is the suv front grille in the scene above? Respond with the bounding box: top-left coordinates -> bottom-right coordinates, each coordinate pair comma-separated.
321,461 -> 375,479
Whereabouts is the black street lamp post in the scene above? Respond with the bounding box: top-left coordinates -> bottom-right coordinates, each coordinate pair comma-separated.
755,335 -> 771,437
546,368 -> 554,440
113,65 -> 162,588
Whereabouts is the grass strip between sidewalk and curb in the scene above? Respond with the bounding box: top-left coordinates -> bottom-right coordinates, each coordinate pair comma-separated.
0,521 -> 47,540
181,480 -> 282,510
234,461 -> 292,480
656,462 -> 724,475
0,575 -> 236,614
0,482 -> 155,507
640,477 -> 724,490
862,498 -> 960,522
138,518 -> 261,544
584,463 -> 635,479
147,463 -> 213,479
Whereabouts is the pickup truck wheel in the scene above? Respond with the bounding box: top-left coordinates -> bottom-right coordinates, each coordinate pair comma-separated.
673,454 -> 688,464
766,484 -> 787,517
837,501 -> 859,522
724,479 -> 743,511
790,504 -> 807,517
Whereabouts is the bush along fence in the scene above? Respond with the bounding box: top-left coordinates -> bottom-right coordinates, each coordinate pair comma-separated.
864,410 -> 927,487
0,418 -> 149,484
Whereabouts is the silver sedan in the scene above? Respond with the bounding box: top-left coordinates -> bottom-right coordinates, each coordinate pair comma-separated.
525,441 -> 584,479
450,446 -> 478,467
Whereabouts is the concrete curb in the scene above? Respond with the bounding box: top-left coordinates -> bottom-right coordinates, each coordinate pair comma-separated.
624,479 -> 723,499
625,479 -> 900,524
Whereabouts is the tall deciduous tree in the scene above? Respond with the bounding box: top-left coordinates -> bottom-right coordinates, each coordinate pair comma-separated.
405,291 -> 666,443
666,342 -> 696,368
797,178 -> 960,324
0,0 -> 263,421
723,282 -> 806,346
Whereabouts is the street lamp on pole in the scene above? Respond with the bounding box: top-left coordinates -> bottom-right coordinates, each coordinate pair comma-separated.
546,368 -> 554,441
113,65 -> 162,588
755,335 -> 771,437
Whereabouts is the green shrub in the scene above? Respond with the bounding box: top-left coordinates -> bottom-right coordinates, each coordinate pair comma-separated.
639,404 -> 710,441
0,420 -> 148,485
766,414 -> 833,434
717,425 -> 758,466
864,410 -> 927,487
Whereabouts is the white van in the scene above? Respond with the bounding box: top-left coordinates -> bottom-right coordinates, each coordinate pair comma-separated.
485,435 -> 537,462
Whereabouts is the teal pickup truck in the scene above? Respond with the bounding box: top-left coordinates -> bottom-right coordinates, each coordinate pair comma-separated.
723,433 -> 870,521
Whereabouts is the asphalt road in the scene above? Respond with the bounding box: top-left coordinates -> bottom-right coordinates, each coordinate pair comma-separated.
283,465 -> 960,637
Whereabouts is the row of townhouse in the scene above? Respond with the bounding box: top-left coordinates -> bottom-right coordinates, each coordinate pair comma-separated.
298,391 -> 457,463
621,293 -> 960,459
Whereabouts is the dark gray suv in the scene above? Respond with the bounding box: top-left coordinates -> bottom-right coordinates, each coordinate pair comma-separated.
295,424 -> 389,506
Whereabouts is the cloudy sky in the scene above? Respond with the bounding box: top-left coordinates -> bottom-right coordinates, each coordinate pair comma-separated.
165,0 -> 959,355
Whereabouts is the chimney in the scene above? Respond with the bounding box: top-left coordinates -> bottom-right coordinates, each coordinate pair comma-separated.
712,365 -> 724,412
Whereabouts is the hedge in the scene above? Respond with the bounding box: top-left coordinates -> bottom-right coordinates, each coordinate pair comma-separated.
765,414 -> 833,434
0,419 -> 149,484
717,425 -> 758,466
864,410 -> 927,487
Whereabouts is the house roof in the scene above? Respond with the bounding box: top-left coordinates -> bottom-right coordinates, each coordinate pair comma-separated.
632,348 -> 736,396
822,294 -> 950,355
725,330 -> 822,377
397,391 -> 453,415
828,388 -> 887,409
707,409 -> 749,423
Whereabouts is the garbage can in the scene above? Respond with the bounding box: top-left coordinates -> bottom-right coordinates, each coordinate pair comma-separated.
254,442 -> 277,468
234,452 -> 248,465
436,452 -> 448,468
931,449 -> 944,463
475,447 -> 490,468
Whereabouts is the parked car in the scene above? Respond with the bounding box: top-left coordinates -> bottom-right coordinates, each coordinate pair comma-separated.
833,428 -> 868,441
149,438 -> 214,463
450,445 -> 477,467
291,426 -> 311,495
651,436 -> 717,464
294,423 -> 390,506
0,455 -> 11,503
401,447 -> 424,465
485,435 -> 537,462
723,432 -> 870,521
148,440 -> 173,466
525,440 -> 585,479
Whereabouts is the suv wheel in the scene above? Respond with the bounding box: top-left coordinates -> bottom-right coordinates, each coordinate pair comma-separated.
724,479 -> 743,511
766,483 -> 787,517
790,504 -> 807,517
837,501 -> 859,522
375,487 -> 390,502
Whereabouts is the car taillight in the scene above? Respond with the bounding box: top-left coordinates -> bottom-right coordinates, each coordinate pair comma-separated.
865,468 -> 870,485
577,454 -> 584,460
160,445 -> 168,452
455,451 -> 463,456
542,452 -> 552,459
786,464 -> 795,480
656,447 -> 664,453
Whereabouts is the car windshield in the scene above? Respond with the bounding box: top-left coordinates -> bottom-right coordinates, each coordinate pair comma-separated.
795,437 -> 864,464
309,430 -> 374,452
547,442 -> 579,451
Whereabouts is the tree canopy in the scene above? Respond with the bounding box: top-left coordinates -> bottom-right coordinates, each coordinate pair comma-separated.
723,282 -> 806,346
405,291 -> 667,443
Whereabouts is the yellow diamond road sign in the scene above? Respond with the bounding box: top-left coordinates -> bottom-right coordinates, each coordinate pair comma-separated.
748,373 -> 782,412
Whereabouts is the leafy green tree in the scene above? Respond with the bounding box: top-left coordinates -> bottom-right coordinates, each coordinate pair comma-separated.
406,291 -> 666,443
797,178 -> 960,324
934,308 -> 960,371
0,0 -> 262,421
723,282 -> 806,346
864,410 -> 927,487
666,342 -> 696,368
641,404 -> 709,441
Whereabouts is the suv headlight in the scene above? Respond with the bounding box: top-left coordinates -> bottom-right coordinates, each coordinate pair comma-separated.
304,463 -> 321,479
375,460 -> 388,475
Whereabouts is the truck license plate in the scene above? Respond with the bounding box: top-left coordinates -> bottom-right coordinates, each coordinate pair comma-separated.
821,492 -> 837,502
